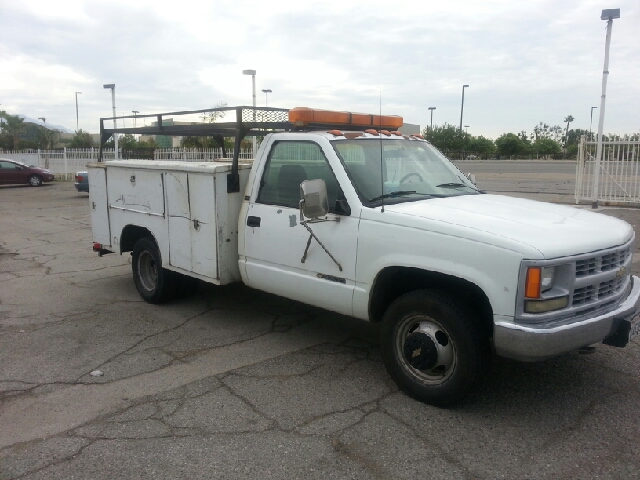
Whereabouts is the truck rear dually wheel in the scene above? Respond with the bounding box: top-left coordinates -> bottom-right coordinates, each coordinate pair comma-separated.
132,237 -> 176,304
381,289 -> 489,406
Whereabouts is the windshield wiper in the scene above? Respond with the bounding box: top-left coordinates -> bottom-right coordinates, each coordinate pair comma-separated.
369,190 -> 422,202
435,182 -> 471,188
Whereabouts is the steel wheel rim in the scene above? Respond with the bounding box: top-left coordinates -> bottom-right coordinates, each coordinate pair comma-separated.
138,250 -> 158,292
395,314 -> 456,385
29,176 -> 41,186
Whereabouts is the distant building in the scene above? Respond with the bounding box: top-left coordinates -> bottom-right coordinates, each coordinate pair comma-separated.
399,123 -> 420,135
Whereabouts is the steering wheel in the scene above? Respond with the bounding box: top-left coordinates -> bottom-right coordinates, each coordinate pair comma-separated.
399,172 -> 424,184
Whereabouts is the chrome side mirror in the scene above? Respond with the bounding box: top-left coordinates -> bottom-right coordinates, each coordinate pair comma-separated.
300,179 -> 329,219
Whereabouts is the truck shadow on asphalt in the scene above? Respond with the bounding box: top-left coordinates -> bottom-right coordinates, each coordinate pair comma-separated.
188,282 -> 632,414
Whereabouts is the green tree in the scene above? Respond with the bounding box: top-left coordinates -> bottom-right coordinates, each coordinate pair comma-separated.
181,102 -> 229,149
495,133 -> 525,157
532,138 -> 560,159
36,126 -> 59,149
565,128 -> 589,147
0,112 -> 25,149
422,123 -> 469,151
69,129 -> 95,148
138,136 -> 158,148
468,136 -> 496,159
118,134 -> 138,150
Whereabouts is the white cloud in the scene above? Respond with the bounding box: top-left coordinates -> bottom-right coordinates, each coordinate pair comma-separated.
1,0 -> 638,138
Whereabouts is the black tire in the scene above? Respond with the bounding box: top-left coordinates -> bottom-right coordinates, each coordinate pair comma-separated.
381,289 -> 489,406
131,237 -> 176,304
28,175 -> 43,187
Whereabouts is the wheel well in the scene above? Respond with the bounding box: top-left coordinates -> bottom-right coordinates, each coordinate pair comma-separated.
369,267 -> 494,337
120,225 -> 154,253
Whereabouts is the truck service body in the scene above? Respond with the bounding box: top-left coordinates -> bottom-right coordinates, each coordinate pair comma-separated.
89,106 -> 640,405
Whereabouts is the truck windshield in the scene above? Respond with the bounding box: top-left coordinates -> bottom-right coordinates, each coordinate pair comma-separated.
331,138 -> 479,206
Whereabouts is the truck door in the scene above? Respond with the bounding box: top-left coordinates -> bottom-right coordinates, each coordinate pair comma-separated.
242,140 -> 358,316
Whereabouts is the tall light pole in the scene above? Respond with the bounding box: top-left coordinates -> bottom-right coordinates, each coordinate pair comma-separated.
75,92 -> 82,132
464,125 -> 469,134
103,84 -> 118,160
242,69 -> 257,155
592,8 -> 620,209
428,107 -> 436,130
590,106 -> 598,140
459,84 -> 469,131
261,89 -> 272,107
132,110 -> 139,128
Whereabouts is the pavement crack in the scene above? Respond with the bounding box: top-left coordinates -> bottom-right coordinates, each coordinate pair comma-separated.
72,308 -> 215,383
331,437 -> 390,480
219,380 -> 278,428
5,435 -> 93,480
382,407 -> 480,479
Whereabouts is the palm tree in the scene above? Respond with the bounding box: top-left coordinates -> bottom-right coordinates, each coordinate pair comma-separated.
564,115 -> 574,148
0,112 -> 25,150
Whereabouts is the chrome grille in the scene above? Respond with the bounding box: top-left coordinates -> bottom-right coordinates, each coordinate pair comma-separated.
573,277 -> 626,306
575,245 -> 631,277
571,244 -> 632,307
575,258 -> 596,277
572,285 -> 596,305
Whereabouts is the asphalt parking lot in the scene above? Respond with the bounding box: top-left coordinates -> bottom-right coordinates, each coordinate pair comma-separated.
1,174 -> 639,479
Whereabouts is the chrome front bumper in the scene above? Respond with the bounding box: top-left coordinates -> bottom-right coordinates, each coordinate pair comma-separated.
494,275 -> 640,362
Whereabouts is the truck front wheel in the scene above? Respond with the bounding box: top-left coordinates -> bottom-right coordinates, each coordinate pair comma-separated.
381,290 -> 489,406
132,237 -> 175,304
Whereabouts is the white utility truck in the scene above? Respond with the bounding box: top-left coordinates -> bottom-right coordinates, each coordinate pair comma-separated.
89,106 -> 640,405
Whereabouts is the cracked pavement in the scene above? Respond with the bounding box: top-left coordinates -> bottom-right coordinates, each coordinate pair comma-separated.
1,174 -> 639,479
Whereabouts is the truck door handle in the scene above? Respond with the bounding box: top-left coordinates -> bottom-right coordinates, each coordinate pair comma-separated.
247,216 -> 261,227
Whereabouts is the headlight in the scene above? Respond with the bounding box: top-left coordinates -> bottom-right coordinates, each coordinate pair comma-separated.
540,266 -> 555,293
524,296 -> 569,313
525,266 -> 556,298
523,265 -> 568,313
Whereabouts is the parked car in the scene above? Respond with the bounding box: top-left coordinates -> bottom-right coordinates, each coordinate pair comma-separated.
0,158 -> 54,186
75,171 -> 89,192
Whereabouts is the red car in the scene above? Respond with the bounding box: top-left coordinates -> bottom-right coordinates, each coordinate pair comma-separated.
0,158 -> 55,186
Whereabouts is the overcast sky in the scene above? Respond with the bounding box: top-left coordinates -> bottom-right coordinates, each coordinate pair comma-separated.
1,0 -> 638,139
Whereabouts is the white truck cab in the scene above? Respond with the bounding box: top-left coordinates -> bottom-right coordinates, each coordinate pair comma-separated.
89,106 -> 640,406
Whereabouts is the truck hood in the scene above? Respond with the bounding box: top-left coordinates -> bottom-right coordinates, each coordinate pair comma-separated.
381,194 -> 634,259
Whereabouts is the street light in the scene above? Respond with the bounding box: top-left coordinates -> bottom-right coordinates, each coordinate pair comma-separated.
464,125 -> 469,134
262,89 -> 272,107
242,69 -> 257,155
103,84 -> 118,160
459,85 -> 469,131
132,110 -> 139,128
75,92 -> 82,132
428,107 -> 436,130
592,8 -> 620,209
590,106 -> 598,140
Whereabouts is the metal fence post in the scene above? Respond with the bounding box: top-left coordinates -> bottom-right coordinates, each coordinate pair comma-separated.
575,135 -> 585,204
63,148 -> 68,180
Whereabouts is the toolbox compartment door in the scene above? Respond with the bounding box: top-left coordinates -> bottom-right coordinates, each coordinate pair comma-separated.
88,166 -> 111,246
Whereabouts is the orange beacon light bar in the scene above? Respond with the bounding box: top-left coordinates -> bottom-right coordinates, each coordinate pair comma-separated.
289,107 -> 403,130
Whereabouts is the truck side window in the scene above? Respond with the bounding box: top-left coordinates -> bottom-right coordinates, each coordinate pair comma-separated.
257,141 -> 343,213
